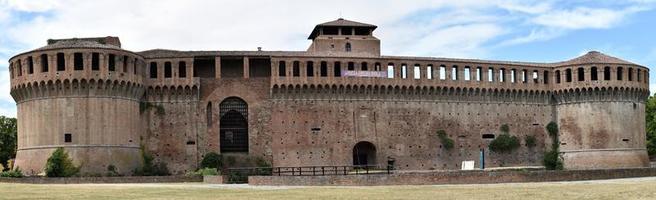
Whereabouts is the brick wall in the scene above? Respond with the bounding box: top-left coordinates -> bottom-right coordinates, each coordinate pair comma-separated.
249,168 -> 656,186
0,176 -> 201,184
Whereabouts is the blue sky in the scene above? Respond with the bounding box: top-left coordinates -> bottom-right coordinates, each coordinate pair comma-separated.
1,0 -> 656,117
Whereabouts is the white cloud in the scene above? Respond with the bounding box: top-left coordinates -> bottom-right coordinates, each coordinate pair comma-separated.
532,7 -> 633,29
6,0 -> 59,12
498,28 -> 564,46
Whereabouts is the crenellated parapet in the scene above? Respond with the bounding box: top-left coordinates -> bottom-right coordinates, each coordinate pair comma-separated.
11,78 -> 145,103
271,83 -> 553,104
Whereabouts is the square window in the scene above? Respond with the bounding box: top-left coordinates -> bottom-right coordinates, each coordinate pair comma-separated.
64,133 -> 72,143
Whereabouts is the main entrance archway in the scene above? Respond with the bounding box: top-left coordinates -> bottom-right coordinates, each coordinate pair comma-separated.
353,141 -> 376,166
219,97 -> 248,153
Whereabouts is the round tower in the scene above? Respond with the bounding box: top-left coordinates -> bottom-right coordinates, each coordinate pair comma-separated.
552,51 -> 650,169
9,37 -> 145,175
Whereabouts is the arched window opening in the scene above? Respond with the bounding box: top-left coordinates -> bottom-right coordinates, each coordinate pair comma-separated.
591,67 -> 598,81
149,62 -> 157,79
347,62 -> 355,71
387,63 -> 394,78
108,54 -> 116,71
401,64 -> 407,79
533,70 -> 539,83
164,62 -> 172,78
345,43 -> 352,52
637,69 -> 641,82
603,67 -> 611,80
334,62 -> 342,77
206,102 -> 212,127
220,97 -> 249,153
16,60 -> 22,76
306,61 -> 314,77
628,68 -> 633,81
133,58 -> 138,75
278,61 -> 286,77
498,68 -> 505,82
577,67 -> 584,81
452,66 -> 459,81
476,67 -> 482,81
543,71 -> 549,84
427,65 -> 433,80
413,64 -> 421,79
74,53 -> 84,71
40,54 -> 49,72
556,70 -> 561,83
123,56 -> 128,73
488,67 -> 494,82
440,65 -> 447,80
179,61 -> 187,78
522,70 -> 527,83
91,53 -> 99,71
465,67 -> 471,81
320,61 -> 328,77
57,53 -> 65,71
361,62 -> 368,71
292,61 -> 300,77
617,67 -> 623,80
375,63 -> 381,71
510,69 -> 515,83
353,141 -> 376,166
27,56 -> 34,74
566,69 -> 572,82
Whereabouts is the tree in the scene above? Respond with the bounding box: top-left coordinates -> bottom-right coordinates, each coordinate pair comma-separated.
0,116 -> 17,171
436,130 -> 454,150
489,124 -> 520,153
45,147 -> 79,177
646,95 -> 656,158
544,121 -> 563,170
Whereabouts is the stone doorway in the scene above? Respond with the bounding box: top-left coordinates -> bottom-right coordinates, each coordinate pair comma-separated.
219,97 -> 248,153
353,141 -> 376,166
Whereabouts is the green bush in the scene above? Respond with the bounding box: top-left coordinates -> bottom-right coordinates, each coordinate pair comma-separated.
544,122 -> 563,170
139,102 -> 165,116
500,124 -> 510,133
546,121 -> 558,139
200,152 -> 223,169
227,171 -> 247,183
0,167 -> 23,178
489,133 -> 520,153
133,149 -> 170,176
186,168 -> 219,177
543,149 -> 564,170
525,135 -> 537,148
45,148 -> 80,177
224,155 -> 236,167
255,157 -> 271,168
436,130 -> 454,150
106,164 -> 120,177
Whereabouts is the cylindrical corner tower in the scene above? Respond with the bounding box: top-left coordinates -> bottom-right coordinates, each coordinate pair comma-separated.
553,51 -> 650,169
8,37 -> 146,175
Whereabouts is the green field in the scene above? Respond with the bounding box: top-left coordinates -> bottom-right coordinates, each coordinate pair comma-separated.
1,177 -> 655,200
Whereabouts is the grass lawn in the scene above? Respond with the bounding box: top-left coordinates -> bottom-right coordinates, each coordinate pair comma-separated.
0,177 -> 655,200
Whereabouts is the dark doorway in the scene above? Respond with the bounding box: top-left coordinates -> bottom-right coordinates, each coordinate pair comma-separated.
353,141 -> 376,166
220,97 -> 248,153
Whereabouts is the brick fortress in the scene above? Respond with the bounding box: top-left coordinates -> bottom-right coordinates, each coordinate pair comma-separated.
8,19 -> 650,175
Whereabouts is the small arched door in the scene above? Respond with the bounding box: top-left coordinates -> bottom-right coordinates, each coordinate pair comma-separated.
219,97 -> 248,153
353,141 -> 376,166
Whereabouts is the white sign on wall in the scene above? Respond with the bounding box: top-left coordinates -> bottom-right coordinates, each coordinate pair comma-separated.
341,70 -> 387,78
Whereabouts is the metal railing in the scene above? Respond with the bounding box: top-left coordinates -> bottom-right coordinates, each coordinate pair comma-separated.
224,165 -> 394,183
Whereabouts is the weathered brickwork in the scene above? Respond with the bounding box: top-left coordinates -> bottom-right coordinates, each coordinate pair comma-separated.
8,19 -> 650,175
